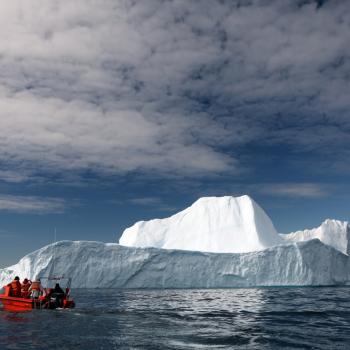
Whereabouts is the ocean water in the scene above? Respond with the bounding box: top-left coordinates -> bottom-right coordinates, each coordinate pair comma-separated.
1,287 -> 350,349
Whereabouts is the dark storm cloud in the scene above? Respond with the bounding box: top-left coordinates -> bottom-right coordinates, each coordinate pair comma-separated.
0,0 -> 349,180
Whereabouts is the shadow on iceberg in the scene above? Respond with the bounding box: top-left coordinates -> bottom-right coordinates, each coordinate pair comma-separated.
0,239 -> 348,289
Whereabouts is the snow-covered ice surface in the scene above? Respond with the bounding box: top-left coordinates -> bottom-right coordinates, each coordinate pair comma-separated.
0,239 -> 349,288
120,195 -> 283,253
280,219 -> 350,255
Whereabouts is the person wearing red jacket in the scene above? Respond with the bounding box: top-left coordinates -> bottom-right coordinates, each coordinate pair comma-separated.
10,276 -> 22,297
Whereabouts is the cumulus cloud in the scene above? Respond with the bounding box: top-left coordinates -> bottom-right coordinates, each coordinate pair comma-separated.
0,194 -> 66,214
0,91 -> 235,176
0,0 -> 349,181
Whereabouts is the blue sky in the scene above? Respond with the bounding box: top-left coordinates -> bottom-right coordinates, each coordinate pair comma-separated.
0,0 -> 349,267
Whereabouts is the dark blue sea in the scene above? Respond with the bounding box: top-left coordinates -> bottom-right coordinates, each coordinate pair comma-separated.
1,287 -> 350,349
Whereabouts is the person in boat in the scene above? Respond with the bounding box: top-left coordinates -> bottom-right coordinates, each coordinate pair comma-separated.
29,279 -> 44,299
51,283 -> 65,307
10,276 -> 22,297
21,278 -> 31,298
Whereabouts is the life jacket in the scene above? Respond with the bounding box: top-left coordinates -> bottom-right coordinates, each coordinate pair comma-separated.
31,281 -> 41,291
10,280 -> 21,297
21,281 -> 31,292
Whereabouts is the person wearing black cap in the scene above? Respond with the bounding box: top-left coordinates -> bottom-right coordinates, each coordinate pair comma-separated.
52,283 -> 65,307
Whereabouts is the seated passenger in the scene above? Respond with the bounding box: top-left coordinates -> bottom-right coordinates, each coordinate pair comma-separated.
5,283 -> 13,297
29,279 -> 43,299
21,278 -> 31,298
52,283 -> 65,307
10,276 -> 22,297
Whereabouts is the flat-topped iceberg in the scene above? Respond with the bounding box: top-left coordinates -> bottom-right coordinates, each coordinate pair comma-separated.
120,195 -> 283,253
0,195 -> 349,288
0,239 -> 348,288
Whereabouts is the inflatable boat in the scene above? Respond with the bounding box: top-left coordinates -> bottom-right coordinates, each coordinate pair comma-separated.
0,276 -> 75,312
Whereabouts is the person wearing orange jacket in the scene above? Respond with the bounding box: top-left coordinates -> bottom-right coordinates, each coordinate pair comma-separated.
10,276 -> 22,297
29,279 -> 43,299
21,278 -> 32,298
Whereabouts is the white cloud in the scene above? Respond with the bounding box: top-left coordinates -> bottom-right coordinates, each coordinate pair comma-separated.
128,197 -> 162,205
0,194 -> 66,214
0,1 -> 349,181
257,183 -> 329,198
0,90 -> 235,176
0,170 -> 29,183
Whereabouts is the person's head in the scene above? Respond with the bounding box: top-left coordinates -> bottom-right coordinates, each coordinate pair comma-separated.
23,278 -> 28,284
55,283 -> 60,287
14,276 -> 20,281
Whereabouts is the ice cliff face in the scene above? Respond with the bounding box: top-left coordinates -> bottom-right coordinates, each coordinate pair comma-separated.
281,219 -> 350,255
119,195 -> 283,253
0,239 -> 348,288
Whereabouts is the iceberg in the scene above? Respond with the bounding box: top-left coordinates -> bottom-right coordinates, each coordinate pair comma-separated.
0,195 -> 349,288
281,219 -> 349,255
0,239 -> 348,288
119,195 -> 283,253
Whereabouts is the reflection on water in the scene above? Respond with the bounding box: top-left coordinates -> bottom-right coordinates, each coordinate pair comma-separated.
0,312 -> 28,323
1,288 -> 350,349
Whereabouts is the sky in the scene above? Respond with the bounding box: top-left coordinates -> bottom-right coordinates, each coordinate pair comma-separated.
0,0 -> 349,267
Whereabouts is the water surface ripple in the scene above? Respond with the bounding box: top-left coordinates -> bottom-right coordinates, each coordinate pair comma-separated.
1,287 -> 350,349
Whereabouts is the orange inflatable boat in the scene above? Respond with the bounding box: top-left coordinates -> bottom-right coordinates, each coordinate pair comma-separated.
0,277 -> 75,312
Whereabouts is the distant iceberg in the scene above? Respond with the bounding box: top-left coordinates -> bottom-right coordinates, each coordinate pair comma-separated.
0,195 -> 349,288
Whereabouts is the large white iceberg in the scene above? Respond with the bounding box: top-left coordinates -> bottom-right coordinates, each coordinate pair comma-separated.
0,195 -> 349,288
119,195 -> 283,253
0,239 -> 348,288
280,219 -> 349,255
